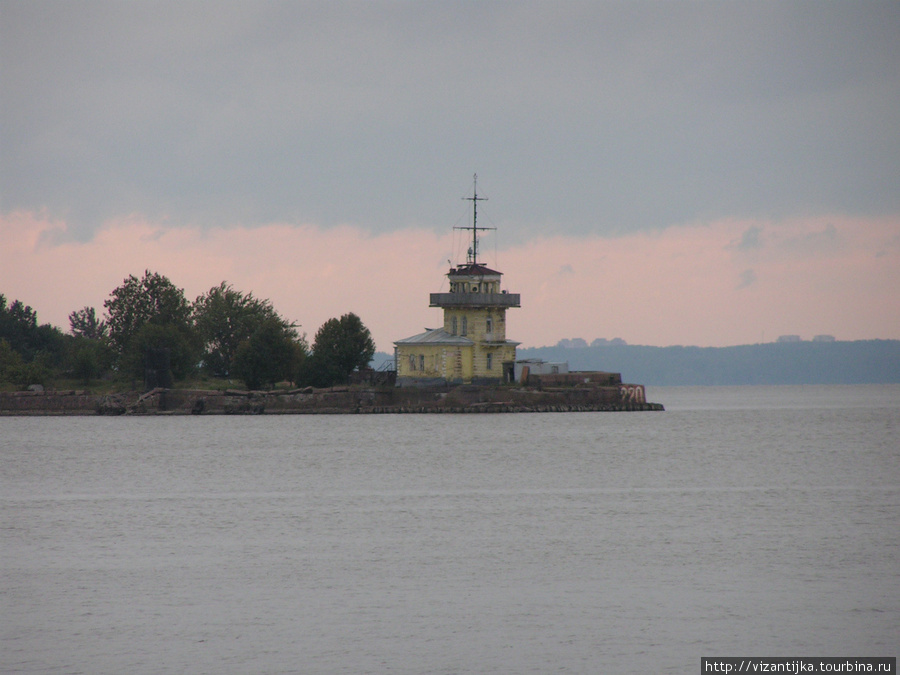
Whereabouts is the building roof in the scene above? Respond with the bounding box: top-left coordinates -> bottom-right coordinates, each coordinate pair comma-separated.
394,327 -> 474,346
448,263 -> 502,277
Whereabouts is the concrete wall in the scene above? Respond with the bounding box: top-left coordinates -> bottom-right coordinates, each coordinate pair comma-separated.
528,371 -> 623,387
2,384 -> 662,415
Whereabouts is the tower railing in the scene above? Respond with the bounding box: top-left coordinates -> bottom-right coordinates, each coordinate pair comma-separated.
430,292 -> 520,308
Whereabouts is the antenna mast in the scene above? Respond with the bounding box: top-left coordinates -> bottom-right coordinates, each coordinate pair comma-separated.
455,173 -> 495,265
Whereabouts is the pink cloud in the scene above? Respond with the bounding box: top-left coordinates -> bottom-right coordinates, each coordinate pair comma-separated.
498,216 -> 900,346
2,211 -> 898,350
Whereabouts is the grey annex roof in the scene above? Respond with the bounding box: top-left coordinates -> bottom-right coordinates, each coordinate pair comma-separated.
394,328 -> 474,346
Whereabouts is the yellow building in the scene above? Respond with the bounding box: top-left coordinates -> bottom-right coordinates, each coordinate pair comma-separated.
394,179 -> 520,386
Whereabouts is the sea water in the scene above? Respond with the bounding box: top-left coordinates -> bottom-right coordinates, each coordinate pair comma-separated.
2,385 -> 898,674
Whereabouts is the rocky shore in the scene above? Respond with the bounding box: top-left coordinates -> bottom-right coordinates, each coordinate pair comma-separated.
1,384 -> 663,415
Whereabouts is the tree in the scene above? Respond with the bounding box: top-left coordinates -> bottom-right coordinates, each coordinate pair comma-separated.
69,306 -> 107,340
104,271 -> 193,354
127,323 -> 198,384
0,338 -> 24,383
67,337 -> 109,384
0,294 -> 38,357
304,313 -> 375,386
103,271 -> 197,380
193,282 -> 298,377
233,317 -> 306,390
0,294 -> 67,371
65,307 -> 112,382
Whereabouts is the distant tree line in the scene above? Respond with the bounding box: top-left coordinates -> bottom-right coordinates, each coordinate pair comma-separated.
1,271 -> 375,391
518,341 -> 900,385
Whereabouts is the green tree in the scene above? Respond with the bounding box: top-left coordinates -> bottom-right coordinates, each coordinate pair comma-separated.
68,306 -> 107,340
0,338 -> 24,384
127,323 -> 199,384
193,282 -> 298,377
0,295 -> 68,376
68,337 -> 107,385
304,313 -> 375,387
0,295 -> 39,358
103,271 -> 198,379
63,307 -> 113,384
233,317 -> 306,390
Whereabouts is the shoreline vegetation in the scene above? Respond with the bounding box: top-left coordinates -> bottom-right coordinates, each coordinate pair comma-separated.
1,275 -> 376,395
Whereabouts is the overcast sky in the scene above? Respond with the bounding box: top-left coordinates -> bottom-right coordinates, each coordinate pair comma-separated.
2,1 -> 899,350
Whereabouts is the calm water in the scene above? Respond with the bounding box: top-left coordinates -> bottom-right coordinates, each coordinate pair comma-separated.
2,385 -> 898,674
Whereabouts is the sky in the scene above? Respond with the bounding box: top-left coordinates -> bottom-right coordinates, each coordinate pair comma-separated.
2,1 -> 899,351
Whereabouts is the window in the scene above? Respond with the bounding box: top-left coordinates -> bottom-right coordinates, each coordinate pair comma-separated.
451,316 -> 457,335
409,354 -> 416,371
419,354 -> 425,371
486,352 -> 493,370
461,316 -> 467,336
485,317 -> 493,334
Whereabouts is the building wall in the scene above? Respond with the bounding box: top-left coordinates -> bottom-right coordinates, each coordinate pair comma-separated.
442,307 -> 507,342
514,360 -> 569,381
471,342 -> 516,381
439,306 -> 514,383
395,344 -> 474,383
396,343 -> 444,379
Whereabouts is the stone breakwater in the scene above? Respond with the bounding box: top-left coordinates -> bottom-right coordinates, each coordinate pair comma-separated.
1,385 -> 663,415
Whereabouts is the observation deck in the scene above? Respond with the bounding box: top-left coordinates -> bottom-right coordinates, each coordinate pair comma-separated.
430,292 -> 521,308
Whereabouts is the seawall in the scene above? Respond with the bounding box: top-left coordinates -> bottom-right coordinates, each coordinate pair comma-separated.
1,384 -> 663,415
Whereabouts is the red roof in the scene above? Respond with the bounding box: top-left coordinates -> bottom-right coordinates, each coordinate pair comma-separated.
449,263 -> 502,277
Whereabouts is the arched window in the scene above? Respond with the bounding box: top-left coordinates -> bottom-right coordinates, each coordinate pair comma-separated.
485,317 -> 493,334
461,316 -> 468,336
451,316 -> 458,335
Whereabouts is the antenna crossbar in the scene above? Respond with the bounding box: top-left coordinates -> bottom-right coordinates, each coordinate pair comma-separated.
454,173 -> 495,265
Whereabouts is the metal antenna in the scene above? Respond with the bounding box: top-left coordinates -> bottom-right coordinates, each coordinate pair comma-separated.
455,173 -> 495,265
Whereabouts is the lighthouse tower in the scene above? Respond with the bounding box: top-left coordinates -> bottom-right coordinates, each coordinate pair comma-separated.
394,177 -> 520,386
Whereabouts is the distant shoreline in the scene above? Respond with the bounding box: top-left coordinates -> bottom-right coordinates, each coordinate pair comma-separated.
418,340 -> 900,386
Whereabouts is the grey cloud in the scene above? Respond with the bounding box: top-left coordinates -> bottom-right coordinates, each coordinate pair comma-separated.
737,269 -> 757,289
2,1 -> 899,243
736,226 -> 764,251
781,223 -> 840,256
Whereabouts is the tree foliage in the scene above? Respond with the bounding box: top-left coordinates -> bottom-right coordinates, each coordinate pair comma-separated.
233,317 -> 306,390
0,295 -> 38,356
69,306 -> 107,340
2,278 -> 376,391
126,323 -> 199,384
103,271 -> 197,378
193,282 -> 299,377
67,337 -> 110,384
0,338 -> 25,384
0,294 -> 67,374
304,313 -> 375,386
104,271 -> 193,355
